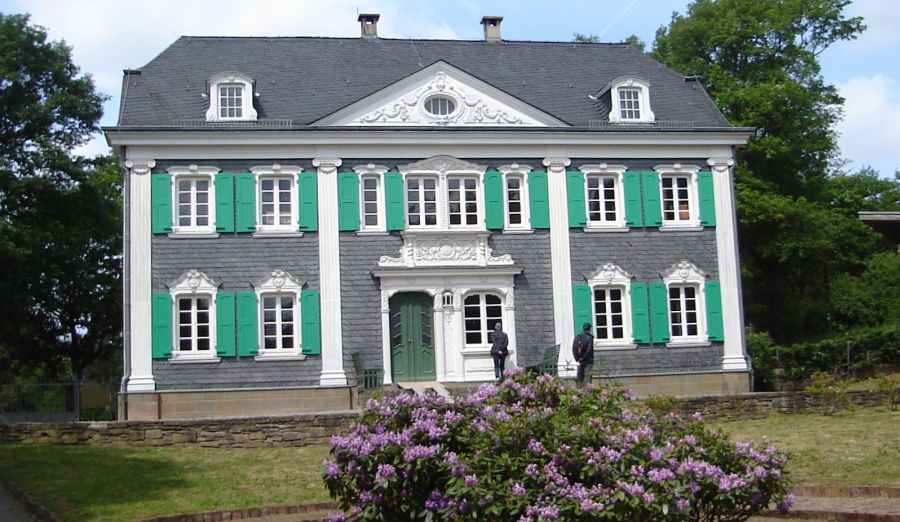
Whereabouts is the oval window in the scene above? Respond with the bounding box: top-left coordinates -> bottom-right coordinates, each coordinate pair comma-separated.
424,96 -> 456,116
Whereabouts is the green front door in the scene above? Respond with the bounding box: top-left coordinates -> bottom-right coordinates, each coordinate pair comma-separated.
390,292 -> 436,382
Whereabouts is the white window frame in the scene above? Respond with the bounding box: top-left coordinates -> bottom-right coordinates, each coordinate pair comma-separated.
205,72 -> 257,122
250,164 -> 301,233
586,263 -> 635,349
404,175 -> 441,229
607,77 -> 654,124
169,270 -> 219,361
354,164 -> 388,233
168,165 -> 220,235
462,292 -> 505,349
254,269 -> 303,358
400,162 -> 487,231
655,164 -> 702,229
662,260 -> 709,346
498,164 -> 532,231
580,164 -> 627,230
446,175 -> 481,228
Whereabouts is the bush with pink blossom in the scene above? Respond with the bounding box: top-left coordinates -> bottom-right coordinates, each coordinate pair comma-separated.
323,369 -> 792,521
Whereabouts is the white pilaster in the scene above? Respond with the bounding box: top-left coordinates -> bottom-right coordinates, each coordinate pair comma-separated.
380,290 -> 393,385
708,157 -> 749,370
543,157 -> 575,376
314,158 -> 348,385
432,290 -> 446,381
125,159 -> 157,392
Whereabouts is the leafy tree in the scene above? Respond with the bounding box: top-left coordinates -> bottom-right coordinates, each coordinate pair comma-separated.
830,252 -> 900,329
573,32 -> 646,51
0,13 -> 116,382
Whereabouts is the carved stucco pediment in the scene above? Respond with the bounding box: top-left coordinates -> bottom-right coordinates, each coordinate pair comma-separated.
315,62 -> 566,128
399,155 -> 486,174
379,232 -> 514,268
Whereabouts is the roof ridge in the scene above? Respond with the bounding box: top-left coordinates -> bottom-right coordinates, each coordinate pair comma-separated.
176,35 -> 630,46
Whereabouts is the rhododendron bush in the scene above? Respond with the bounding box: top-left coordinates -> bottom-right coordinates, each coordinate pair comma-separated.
324,370 -> 792,521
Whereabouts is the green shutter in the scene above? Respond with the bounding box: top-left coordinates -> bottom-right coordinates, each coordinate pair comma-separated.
623,171 -> 644,227
151,293 -> 173,359
642,172 -> 663,227
649,282 -> 670,343
298,171 -> 318,231
337,171 -> 359,231
236,291 -> 258,356
484,170 -> 504,230
301,289 -> 321,355
528,171 -> 550,229
235,173 -> 256,233
216,291 -> 236,357
572,284 -> 593,336
215,172 -> 235,233
705,281 -> 724,341
150,173 -> 172,234
698,171 -> 716,227
630,283 -> 650,344
566,170 -> 587,228
384,171 -> 405,231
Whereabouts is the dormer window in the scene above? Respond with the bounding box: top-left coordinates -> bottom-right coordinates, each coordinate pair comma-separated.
424,95 -> 456,116
206,72 -> 257,122
607,77 -> 654,124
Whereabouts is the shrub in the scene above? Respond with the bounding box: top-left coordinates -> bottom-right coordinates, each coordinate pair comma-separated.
324,370 -> 792,521
875,374 -> 899,411
804,371 -> 848,415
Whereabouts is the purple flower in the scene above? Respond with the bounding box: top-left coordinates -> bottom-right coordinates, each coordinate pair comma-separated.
777,492 -> 795,512
323,460 -> 340,478
511,482 -> 527,497
464,474 -> 478,487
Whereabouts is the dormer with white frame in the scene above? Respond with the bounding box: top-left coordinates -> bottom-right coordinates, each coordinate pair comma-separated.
607,76 -> 655,124
205,72 -> 258,122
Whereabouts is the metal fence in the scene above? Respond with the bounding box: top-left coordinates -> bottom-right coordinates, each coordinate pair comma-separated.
0,382 -> 80,424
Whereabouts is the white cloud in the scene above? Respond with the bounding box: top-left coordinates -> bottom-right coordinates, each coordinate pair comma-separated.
846,0 -> 900,50
837,74 -> 900,176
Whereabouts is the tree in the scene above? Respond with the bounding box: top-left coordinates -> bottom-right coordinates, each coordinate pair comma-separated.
0,13 -> 116,382
573,32 -> 646,51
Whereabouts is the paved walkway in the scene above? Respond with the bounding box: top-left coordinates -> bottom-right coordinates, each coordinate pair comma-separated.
0,482 -> 39,522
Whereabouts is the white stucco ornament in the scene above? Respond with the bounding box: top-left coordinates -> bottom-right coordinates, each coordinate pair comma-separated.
379,232 -> 514,268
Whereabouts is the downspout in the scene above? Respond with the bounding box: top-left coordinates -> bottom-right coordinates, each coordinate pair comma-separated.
119,146 -> 131,419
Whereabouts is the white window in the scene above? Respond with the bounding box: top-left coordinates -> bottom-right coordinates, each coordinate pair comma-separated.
463,293 -> 504,347
656,164 -> 701,229
169,270 -> 219,360
353,164 -> 389,233
448,177 -> 479,227
400,156 -> 487,230
406,177 -> 439,227
580,164 -> 626,229
250,165 -> 301,233
205,72 -> 257,122
607,77 -> 654,124
169,165 -> 220,234
499,164 -> 532,230
587,263 -> 634,348
424,95 -> 456,116
254,270 -> 303,358
663,260 -> 708,345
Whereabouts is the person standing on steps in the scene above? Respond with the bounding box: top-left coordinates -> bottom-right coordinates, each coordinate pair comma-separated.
490,323 -> 509,381
572,322 -> 594,385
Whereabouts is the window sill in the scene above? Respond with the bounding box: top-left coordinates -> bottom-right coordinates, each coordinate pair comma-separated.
167,232 -> 220,239
169,355 -> 222,364
254,352 -> 306,362
251,231 -> 304,238
659,224 -> 704,232
582,226 -> 629,233
499,229 -> 533,235
594,343 -> 637,351
355,229 -> 390,236
665,339 -> 711,348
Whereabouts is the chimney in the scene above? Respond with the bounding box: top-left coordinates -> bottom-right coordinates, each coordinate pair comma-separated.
358,13 -> 380,38
481,16 -> 503,42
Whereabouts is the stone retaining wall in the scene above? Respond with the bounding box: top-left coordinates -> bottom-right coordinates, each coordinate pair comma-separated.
1,390 -> 890,447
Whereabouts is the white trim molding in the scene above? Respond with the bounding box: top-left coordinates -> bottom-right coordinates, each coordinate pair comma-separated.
169,270 -> 219,361
654,163 -> 702,229
399,155 -> 488,231
580,163 -> 628,230
586,263 -> 635,349
167,164 -> 220,235
607,76 -> 655,124
662,260 -> 709,347
250,164 -> 302,233
253,269 -> 304,359
498,163 -> 532,231
353,163 -> 389,233
205,72 -> 257,122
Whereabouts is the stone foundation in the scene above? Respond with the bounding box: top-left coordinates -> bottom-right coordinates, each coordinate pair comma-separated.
598,370 -> 751,397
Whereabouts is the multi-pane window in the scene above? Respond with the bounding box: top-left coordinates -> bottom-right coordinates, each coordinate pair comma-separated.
261,294 -> 296,351
361,176 -> 381,228
177,297 -> 211,352
593,287 -> 625,340
448,177 -> 479,226
260,177 -> 293,227
618,88 -> 641,120
506,175 -> 525,227
407,177 -> 438,227
662,176 -> 692,222
669,285 -> 699,338
463,293 -> 503,346
587,176 -> 618,223
176,178 -> 211,228
424,96 -> 455,116
219,85 -> 244,119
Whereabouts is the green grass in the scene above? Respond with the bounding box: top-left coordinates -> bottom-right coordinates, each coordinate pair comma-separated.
0,444 -> 331,522
715,406 -> 900,487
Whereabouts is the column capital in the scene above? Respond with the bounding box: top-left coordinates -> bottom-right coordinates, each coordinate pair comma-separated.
312,157 -> 342,174
542,157 -> 571,170
124,159 -> 156,175
706,157 -> 734,173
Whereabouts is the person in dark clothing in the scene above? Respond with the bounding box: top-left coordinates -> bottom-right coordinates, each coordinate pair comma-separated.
572,322 -> 594,385
490,323 -> 509,381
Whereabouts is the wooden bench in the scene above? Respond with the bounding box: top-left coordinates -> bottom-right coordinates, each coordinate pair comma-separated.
351,352 -> 381,391
527,344 -> 560,376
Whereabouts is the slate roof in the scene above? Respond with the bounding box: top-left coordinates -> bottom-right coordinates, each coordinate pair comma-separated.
116,36 -> 733,129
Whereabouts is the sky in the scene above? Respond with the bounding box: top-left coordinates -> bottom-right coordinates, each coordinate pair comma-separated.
1,0 -> 897,177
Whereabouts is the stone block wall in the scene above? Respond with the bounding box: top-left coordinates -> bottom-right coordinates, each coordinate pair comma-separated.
671,389 -> 889,421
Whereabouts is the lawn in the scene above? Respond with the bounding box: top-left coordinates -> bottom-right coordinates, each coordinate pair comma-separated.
0,406 -> 896,521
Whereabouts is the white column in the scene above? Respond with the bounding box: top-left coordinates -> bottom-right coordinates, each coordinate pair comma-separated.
543,157 -> 575,376
708,157 -> 749,370
380,290 -> 393,385
314,158 -> 348,385
124,159 -> 156,392
432,290 -> 446,381
503,287 -> 518,369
